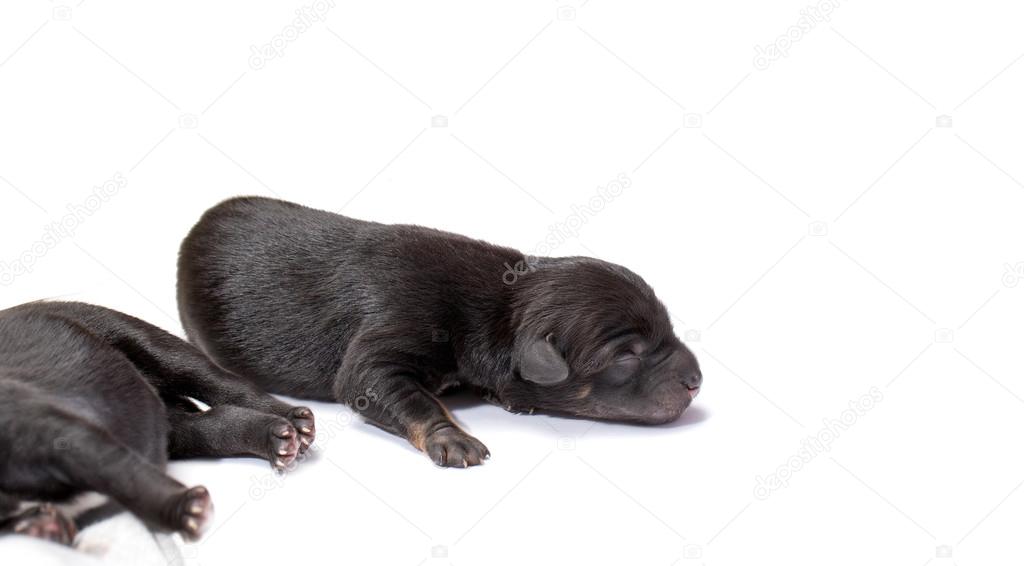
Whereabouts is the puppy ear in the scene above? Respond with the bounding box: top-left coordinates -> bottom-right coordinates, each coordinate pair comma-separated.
519,334 -> 570,385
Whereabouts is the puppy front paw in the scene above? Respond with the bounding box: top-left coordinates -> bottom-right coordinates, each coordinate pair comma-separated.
424,426 -> 490,468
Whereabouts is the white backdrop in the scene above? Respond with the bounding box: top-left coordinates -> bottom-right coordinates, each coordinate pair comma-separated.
2,1 -> 1023,565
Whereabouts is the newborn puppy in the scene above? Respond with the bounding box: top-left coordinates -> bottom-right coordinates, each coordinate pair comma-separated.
178,197 -> 701,468
0,301 -> 315,544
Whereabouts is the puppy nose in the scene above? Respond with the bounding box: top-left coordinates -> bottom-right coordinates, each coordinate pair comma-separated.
682,370 -> 702,391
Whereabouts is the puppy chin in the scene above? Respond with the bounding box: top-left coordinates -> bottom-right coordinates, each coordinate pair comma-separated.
583,385 -> 691,425
631,403 -> 687,425
634,382 -> 692,425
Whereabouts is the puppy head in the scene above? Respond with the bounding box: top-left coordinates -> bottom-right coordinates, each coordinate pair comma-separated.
502,258 -> 701,424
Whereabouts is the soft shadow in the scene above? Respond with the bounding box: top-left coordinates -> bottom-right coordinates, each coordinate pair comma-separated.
441,390 -> 490,411
658,403 -> 710,428
294,446 -> 325,466
530,403 -> 710,438
445,387 -> 712,436
356,418 -> 423,456
325,388 -> 710,445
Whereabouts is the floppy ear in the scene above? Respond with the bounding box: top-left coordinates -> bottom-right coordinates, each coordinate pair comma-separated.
519,334 -> 570,385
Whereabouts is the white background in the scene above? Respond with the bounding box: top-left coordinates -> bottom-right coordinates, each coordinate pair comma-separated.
2,1 -> 1023,565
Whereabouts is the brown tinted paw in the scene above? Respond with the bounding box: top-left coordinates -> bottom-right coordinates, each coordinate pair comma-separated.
11,504 -> 77,545
424,426 -> 490,468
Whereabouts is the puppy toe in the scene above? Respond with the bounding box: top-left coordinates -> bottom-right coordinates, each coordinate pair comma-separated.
426,443 -> 443,466
469,437 -> 491,460
287,406 -> 316,454
462,448 -> 482,467
423,427 -> 488,468
268,420 -> 300,470
171,486 -> 213,541
445,444 -> 470,468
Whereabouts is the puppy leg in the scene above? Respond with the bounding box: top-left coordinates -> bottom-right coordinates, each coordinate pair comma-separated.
4,412 -> 212,540
338,336 -> 489,467
85,310 -> 315,451
363,379 -> 489,468
167,405 -> 302,471
0,504 -> 78,545
64,432 -> 213,540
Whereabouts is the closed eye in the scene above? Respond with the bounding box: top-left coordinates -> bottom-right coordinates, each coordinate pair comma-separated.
601,355 -> 641,386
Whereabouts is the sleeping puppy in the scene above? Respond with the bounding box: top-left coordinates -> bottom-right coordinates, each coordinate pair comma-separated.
0,301 -> 315,545
178,197 -> 701,468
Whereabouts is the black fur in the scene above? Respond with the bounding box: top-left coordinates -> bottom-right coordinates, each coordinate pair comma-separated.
178,197 -> 700,467
0,301 -> 316,543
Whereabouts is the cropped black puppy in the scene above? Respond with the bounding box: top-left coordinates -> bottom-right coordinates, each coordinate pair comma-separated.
178,197 -> 701,468
0,302 -> 315,544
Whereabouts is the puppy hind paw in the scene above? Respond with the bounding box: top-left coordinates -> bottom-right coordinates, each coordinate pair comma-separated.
268,420 -> 301,471
170,486 -> 213,541
287,406 -> 316,454
10,504 -> 78,546
424,427 -> 490,468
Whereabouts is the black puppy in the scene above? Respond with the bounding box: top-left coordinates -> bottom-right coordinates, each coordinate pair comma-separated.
0,301 -> 315,544
178,197 -> 701,468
